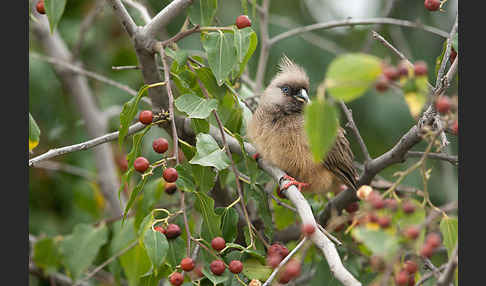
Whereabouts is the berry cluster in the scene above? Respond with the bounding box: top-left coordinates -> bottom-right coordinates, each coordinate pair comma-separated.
375,60 -> 428,93
395,259 -> 418,286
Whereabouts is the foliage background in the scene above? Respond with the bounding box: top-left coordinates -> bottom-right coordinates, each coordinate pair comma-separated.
29,0 -> 458,285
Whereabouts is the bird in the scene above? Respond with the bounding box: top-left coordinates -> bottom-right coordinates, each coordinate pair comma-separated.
247,55 -> 358,196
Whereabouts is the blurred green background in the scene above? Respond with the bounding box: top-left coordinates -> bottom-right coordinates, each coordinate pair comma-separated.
29,0 -> 458,266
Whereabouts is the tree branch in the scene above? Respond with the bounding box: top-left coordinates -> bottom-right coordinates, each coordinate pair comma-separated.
104,0 -> 138,38
142,0 -> 194,39
31,8 -> 122,217
339,100 -> 371,162
29,123 -> 146,166
406,151 -> 458,165
269,17 -> 449,46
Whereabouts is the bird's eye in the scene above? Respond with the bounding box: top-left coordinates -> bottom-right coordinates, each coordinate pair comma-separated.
281,86 -> 290,94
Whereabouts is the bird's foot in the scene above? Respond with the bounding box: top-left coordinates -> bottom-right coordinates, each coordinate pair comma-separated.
278,175 -> 309,198
252,152 -> 260,161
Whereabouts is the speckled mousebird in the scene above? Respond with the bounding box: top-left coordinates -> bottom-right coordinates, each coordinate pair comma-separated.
247,55 -> 358,195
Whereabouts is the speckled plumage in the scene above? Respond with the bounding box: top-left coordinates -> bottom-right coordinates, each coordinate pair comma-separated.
247,56 -> 358,193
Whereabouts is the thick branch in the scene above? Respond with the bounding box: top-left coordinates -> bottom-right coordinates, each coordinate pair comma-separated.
104,0 -> 138,38
142,0 -> 193,39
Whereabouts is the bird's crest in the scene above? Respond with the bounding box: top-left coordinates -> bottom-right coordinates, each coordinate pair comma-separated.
271,54 -> 309,88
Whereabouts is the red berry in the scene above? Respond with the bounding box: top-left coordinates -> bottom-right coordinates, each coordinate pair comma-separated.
384,199 -> 398,211
180,257 -> 195,272
211,237 -> 226,251
116,155 -> 128,172
229,260 -> 243,274
235,15 -> 252,29
278,271 -> 292,284
372,197 -> 386,210
424,0 -> 440,11
375,76 -> 389,92
402,201 -> 416,214
194,265 -> 204,278
284,259 -> 301,278
134,157 -> 149,173
414,61 -> 428,76
397,61 -> 410,77
404,226 -> 420,240
36,0 -> 46,14
435,96 -> 452,114
368,212 -> 379,223
426,233 -> 441,248
152,138 -> 169,154
169,272 -> 184,286
345,202 -> 359,213
163,167 -> 179,183
449,48 -> 457,64
266,254 -> 282,268
404,260 -> 418,274
383,66 -> 400,81
165,182 -> 178,195
420,244 -> 434,258
165,224 -> 181,239
334,223 -> 346,232
395,271 -> 409,286
378,216 -> 391,229
139,110 -> 153,125
301,223 -> 316,236
451,120 -> 458,135
267,243 -> 288,258
154,225 -> 166,234
210,260 -> 226,276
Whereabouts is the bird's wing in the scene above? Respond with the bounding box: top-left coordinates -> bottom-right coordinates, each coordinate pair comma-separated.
322,127 -> 359,191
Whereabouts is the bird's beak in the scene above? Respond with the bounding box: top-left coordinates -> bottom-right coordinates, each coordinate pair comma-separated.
295,89 -> 310,103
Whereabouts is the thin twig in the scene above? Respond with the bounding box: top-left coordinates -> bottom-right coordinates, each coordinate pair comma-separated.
339,100 -> 371,163
123,0 -> 152,24
406,151 -> 458,165
159,47 -> 191,257
262,237 -> 307,286
30,53 -> 141,99
434,13 -> 459,93
75,240 -> 138,285
270,17 -> 449,46
186,62 -> 256,249
29,123 -> 146,166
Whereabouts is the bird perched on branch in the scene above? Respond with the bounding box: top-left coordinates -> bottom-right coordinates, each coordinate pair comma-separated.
247,55 -> 358,196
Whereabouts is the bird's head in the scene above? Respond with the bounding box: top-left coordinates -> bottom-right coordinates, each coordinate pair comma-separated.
261,55 -> 310,114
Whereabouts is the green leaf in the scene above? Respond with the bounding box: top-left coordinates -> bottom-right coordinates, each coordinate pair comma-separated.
29,113 -> 41,151
192,165 -> 217,193
165,47 -> 188,68
190,133 -> 231,171
175,94 -> 219,119
194,191 -> 222,242
325,53 -> 382,102
123,173 -> 150,222
202,31 -> 238,85
215,207 -> 239,243
440,216 -> 458,258
241,258 -> 272,281
119,243 -> 152,286
142,222 -> 169,272
118,84 -> 155,147
351,226 -> 399,259
32,237 -> 61,274
217,92 -> 243,133
247,185 -> 273,240
59,223 -> 109,281
191,118 -> 210,134
45,0 -> 67,33
304,100 -> 339,162
175,162 -> 197,192
189,0 -> 218,26
193,66 -> 227,98
166,237 -> 187,267
201,266 -> 230,285
233,27 -> 258,77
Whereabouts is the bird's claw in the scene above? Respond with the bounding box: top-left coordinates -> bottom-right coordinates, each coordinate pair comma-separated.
278,175 -> 309,198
